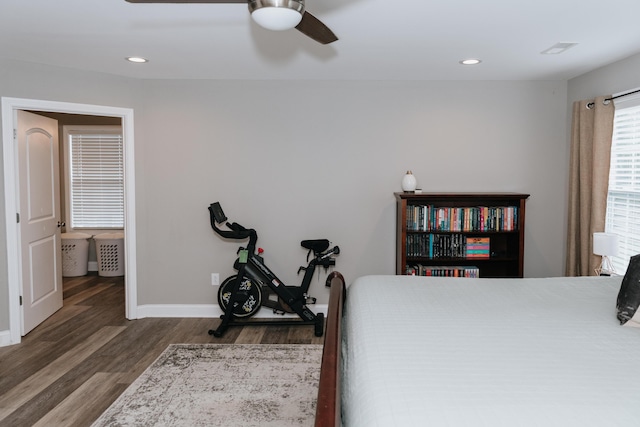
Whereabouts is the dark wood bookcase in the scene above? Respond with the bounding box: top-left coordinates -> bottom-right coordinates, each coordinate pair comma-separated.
395,192 -> 529,278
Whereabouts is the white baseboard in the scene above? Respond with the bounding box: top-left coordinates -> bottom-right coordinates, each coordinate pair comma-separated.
135,304 -> 328,319
88,261 -> 98,272
0,329 -> 14,347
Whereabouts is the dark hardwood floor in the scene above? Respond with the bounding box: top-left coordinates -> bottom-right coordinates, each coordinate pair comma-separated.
0,274 -> 324,426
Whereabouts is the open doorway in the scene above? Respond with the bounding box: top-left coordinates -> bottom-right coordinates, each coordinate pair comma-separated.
38,113 -> 123,274
2,97 -> 137,346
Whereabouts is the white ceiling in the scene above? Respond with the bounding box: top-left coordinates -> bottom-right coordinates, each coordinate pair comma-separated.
1,0 -> 639,81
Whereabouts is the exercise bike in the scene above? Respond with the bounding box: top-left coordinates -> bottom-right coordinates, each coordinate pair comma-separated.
207,202 -> 341,338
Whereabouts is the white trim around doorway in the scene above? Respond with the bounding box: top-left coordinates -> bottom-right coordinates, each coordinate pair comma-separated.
1,97 -> 137,346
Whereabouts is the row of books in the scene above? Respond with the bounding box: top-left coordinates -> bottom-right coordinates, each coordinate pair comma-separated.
406,205 -> 519,232
406,234 -> 491,258
405,264 -> 480,278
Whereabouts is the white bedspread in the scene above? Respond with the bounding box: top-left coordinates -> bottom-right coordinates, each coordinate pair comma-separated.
342,275 -> 640,427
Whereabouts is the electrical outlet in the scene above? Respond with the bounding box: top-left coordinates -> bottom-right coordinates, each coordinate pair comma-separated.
211,273 -> 220,286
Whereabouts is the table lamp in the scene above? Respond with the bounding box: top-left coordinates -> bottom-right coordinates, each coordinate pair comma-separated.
593,232 -> 619,276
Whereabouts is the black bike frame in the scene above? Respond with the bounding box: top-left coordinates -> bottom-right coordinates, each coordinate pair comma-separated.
241,253 -> 317,321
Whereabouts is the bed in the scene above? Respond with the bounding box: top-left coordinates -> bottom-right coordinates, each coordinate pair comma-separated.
315,274 -> 640,427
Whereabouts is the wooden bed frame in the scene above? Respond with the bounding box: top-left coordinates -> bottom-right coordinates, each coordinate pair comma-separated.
314,273 -> 345,427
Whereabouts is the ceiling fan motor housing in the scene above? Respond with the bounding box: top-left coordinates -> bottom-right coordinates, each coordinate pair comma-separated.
249,0 -> 305,31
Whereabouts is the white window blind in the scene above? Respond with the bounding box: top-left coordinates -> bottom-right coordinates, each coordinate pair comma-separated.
605,94 -> 640,273
66,127 -> 124,229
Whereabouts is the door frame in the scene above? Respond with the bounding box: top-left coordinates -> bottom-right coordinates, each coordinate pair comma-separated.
2,97 -> 138,345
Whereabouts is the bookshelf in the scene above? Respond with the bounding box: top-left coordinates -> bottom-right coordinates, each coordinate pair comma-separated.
395,192 -> 529,278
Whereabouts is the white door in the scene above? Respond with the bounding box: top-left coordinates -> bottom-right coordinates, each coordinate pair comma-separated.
16,110 -> 63,335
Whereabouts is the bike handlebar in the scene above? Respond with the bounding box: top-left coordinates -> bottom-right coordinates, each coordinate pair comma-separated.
209,202 -> 338,263
319,246 -> 340,259
315,246 -> 339,268
208,203 -> 256,242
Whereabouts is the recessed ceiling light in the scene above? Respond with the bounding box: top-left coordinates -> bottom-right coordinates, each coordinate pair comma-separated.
125,56 -> 148,63
459,59 -> 482,65
541,42 -> 578,55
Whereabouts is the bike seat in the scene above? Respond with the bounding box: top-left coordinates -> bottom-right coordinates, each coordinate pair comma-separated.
301,239 -> 330,253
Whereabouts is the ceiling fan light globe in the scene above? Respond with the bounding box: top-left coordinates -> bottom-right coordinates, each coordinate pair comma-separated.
249,0 -> 304,31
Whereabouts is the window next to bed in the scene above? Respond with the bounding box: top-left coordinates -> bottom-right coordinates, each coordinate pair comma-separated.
605,92 -> 640,273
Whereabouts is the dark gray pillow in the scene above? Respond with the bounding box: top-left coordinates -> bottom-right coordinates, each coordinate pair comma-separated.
617,254 -> 640,325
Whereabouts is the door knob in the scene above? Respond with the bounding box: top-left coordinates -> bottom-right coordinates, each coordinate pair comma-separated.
57,221 -> 65,228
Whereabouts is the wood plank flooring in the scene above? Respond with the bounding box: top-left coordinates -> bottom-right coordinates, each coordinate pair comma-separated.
0,274 -> 324,426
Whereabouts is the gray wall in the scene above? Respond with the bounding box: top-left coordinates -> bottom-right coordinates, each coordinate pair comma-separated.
6,53 -> 618,332
135,79 -> 568,307
568,52 -> 640,103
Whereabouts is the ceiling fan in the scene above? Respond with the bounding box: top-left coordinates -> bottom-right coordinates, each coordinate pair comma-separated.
125,0 -> 338,45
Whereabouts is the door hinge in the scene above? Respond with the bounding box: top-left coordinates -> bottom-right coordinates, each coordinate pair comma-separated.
13,129 -> 17,140
16,213 -> 20,223
19,296 -> 22,306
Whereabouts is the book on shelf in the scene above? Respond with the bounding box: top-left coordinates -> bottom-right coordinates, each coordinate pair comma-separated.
405,264 -> 480,278
406,205 -> 518,232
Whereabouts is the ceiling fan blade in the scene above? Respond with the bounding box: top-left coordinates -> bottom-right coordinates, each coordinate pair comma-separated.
295,11 -> 338,44
125,0 -> 246,3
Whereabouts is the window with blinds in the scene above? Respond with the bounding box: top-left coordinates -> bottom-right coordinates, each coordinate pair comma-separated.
605,94 -> 640,273
64,126 -> 124,229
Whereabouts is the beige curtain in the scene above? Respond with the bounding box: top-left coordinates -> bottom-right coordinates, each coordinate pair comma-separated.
566,96 -> 615,276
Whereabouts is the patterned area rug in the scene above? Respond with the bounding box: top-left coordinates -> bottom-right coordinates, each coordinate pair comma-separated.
92,344 -> 323,427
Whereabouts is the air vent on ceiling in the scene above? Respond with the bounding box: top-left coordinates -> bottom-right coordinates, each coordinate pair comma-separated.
541,42 -> 578,55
